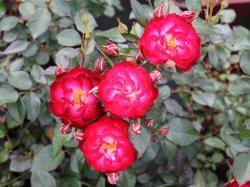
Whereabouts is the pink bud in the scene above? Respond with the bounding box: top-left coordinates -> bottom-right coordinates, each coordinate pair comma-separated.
135,51 -> 143,62
103,43 -> 120,56
147,119 -> 154,128
165,59 -> 176,69
153,2 -> 165,18
95,56 -> 105,72
160,128 -> 169,136
130,122 -> 142,135
181,11 -> 196,23
150,70 -> 162,83
55,66 -> 65,76
74,130 -> 84,142
60,123 -> 72,135
107,172 -> 119,185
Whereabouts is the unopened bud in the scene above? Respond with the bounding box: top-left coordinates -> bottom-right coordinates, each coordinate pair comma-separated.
150,70 -> 162,83
130,122 -> 142,135
55,66 -> 65,76
102,43 -> 120,56
181,11 -> 196,23
135,51 -> 143,62
60,123 -> 72,135
107,172 -> 119,185
160,128 -> 169,136
153,2 -> 165,18
74,130 -> 84,142
117,18 -> 128,34
165,59 -> 176,69
95,56 -> 105,72
147,119 -> 154,128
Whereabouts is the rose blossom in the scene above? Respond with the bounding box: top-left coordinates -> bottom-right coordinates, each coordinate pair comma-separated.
226,178 -> 250,187
139,14 -> 201,72
80,116 -> 137,173
98,61 -> 158,119
49,67 -> 101,128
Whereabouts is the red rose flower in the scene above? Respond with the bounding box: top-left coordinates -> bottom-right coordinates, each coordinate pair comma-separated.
80,116 -> 137,173
139,14 -> 201,72
98,61 -> 158,119
226,178 -> 250,187
49,67 -> 101,128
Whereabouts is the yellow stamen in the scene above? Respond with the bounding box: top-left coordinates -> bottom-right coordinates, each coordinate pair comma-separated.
127,91 -> 139,100
166,35 -> 176,48
102,142 -> 117,154
72,90 -> 86,105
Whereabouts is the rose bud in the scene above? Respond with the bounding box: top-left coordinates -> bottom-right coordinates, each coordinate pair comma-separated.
95,56 -> 105,72
181,11 -> 196,23
102,43 -> 120,56
135,51 -> 143,62
165,59 -> 176,69
160,127 -> 169,136
150,70 -> 162,83
50,67 -> 101,128
107,172 -> 119,185
98,61 -> 158,119
80,117 -> 137,173
147,119 -> 154,128
60,123 -> 72,135
130,122 -> 142,135
226,178 -> 250,187
153,2 -> 165,18
74,130 -> 84,142
139,14 -> 201,72
55,66 -> 65,76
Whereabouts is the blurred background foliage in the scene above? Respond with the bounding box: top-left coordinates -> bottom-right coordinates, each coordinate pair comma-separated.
0,0 -> 250,187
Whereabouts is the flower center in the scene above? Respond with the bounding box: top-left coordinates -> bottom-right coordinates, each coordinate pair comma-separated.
72,90 -> 86,105
101,141 -> 117,154
166,35 -> 176,48
127,91 -> 139,100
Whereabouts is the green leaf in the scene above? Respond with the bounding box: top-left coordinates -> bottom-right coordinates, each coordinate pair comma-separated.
120,168 -> 136,187
31,145 -> 64,171
0,84 -> 19,105
31,170 -> 56,187
161,139 -> 176,161
27,8 -> 51,39
192,91 -> 216,107
95,28 -> 125,43
31,65 -> 46,84
57,177 -> 81,187
19,2 -> 35,19
57,29 -> 81,47
0,1 -> 6,18
49,0 -> 71,17
220,9 -> 236,24
8,71 -> 33,90
130,0 -> 151,26
159,85 -> 171,100
3,40 -> 29,54
185,0 -> 201,12
164,99 -> 187,117
52,127 -> 72,158
70,149 -> 85,173
0,16 -> 17,31
130,126 -> 151,155
23,92 -> 41,121
9,58 -> 24,72
204,137 -> 226,150
233,153 -> 250,184
8,98 -> 25,124
239,130 -> 250,139
0,70 -> 7,82
240,50 -> 250,75
193,170 -> 207,187
228,76 -> 250,95
96,177 -> 106,187
10,156 -> 32,172
167,118 -> 198,146
35,50 -> 50,65
141,142 -> 160,162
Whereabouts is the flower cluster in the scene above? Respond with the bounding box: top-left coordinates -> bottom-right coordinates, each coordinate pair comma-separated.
49,5 -> 201,184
